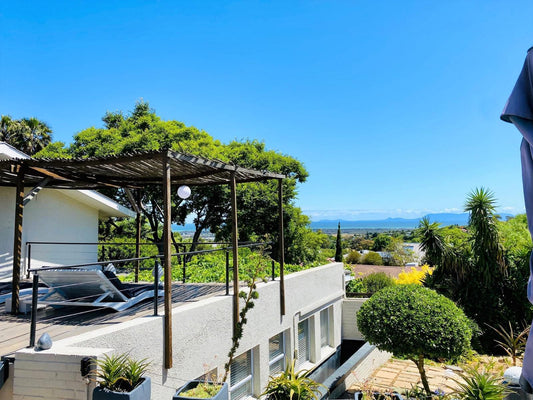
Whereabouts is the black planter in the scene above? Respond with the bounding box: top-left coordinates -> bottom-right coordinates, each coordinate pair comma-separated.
354,391 -> 404,400
173,380 -> 229,400
0,359 -> 9,390
93,377 -> 151,400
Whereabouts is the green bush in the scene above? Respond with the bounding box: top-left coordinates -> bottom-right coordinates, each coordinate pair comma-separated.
361,251 -> 383,265
346,278 -> 366,294
357,284 -> 472,395
345,251 -> 361,264
362,272 -> 395,294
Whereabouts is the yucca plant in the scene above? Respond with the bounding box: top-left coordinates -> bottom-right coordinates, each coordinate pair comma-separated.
488,321 -> 529,366
93,353 -> 150,393
261,359 -> 325,400
452,364 -> 508,400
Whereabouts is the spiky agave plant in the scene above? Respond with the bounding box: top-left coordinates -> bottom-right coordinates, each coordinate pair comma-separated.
94,353 -> 150,392
452,364 -> 508,400
261,359 -> 325,400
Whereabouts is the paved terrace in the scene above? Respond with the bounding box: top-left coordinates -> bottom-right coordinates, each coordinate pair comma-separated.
0,282 -> 225,357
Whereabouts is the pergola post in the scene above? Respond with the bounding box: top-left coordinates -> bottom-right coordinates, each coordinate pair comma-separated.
11,165 -> 26,314
135,190 -> 141,283
230,172 -> 240,331
162,153 -> 173,369
278,179 -> 285,316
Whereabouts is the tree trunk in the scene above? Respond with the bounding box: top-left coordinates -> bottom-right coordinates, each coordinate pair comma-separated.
412,355 -> 431,398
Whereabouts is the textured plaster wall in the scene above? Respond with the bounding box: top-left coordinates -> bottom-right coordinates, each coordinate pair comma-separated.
0,188 -> 98,281
52,262 -> 345,399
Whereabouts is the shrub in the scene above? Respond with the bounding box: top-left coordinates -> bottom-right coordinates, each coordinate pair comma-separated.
261,359 -> 324,400
452,364 -> 508,400
362,272 -> 395,294
345,251 -> 361,264
361,251 -> 383,265
346,278 -> 366,294
395,265 -> 433,285
357,285 -> 472,396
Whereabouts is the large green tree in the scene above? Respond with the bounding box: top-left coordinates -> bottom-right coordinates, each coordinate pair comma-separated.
1,115 -> 52,155
421,188 -> 531,352
37,101 -> 319,264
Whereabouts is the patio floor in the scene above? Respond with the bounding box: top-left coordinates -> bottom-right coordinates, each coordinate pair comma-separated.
348,359 -> 462,395
0,282 -> 225,357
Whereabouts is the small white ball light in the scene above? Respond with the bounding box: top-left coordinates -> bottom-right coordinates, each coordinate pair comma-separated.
177,185 -> 191,199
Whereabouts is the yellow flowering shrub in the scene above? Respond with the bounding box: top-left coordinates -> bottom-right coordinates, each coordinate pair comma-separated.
395,265 -> 433,285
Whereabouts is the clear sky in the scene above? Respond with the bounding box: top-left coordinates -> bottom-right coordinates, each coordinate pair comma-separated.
2,1 -> 533,221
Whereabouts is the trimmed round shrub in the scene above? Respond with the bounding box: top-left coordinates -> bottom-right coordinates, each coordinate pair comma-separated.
357,285 -> 472,395
357,285 -> 472,360
345,250 -> 361,264
362,272 -> 395,294
361,251 -> 383,265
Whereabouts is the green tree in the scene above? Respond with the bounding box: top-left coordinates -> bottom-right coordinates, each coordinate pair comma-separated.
357,285 -> 472,396
37,101 -> 319,264
372,233 -> 392,251
334,222 -> 342,262
0,115 -> 52,155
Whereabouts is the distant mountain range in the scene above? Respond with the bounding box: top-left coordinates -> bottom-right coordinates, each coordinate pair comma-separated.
173,212 -> 515,233
310,212 -> 514,230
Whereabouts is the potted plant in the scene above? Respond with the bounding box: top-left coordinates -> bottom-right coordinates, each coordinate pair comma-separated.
173,380 -> 229,400
261,359 -> 325,400
92,353 -> 151,400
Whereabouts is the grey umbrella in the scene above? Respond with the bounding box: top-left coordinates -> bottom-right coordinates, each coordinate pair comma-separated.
502,46 -> 533,392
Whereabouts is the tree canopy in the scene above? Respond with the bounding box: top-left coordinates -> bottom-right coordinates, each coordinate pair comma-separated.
37,101 -> 324,264
1,115 -> 52,155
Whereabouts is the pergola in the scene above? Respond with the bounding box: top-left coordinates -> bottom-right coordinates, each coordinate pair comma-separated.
0,149 -> 286,369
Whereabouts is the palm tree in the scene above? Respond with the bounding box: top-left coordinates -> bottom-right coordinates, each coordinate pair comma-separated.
464,187 -> 505,284
0,115 -> 13,142
19,117 -> 52,155
417,217 -> 446,267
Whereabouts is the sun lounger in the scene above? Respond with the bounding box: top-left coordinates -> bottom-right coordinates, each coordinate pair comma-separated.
35,267 -> 163,312
0,281 -> 49,310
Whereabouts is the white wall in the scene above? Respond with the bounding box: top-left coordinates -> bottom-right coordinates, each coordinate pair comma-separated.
0,188 -> 98,281
32,262 -> 346,400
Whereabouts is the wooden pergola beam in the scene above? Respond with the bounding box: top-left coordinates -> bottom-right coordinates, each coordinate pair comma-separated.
162,154 -> 173,369
278,179 -> 285,316
230,173 -> 240,332
11,165 -> 26,314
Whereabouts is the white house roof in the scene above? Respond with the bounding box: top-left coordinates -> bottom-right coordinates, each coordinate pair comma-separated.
0,142 -> 135,218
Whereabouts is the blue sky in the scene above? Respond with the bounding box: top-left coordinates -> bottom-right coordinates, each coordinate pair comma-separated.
2,1 -> 533,221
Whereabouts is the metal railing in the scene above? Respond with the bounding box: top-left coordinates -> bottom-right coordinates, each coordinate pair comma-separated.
25,241 -> 275,348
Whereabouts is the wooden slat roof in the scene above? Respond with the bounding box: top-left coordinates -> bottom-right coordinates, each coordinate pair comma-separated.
0,149 -> 285,189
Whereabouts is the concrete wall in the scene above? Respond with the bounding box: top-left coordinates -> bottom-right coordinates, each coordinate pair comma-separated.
341,298 -> 368,341
0,188 -> 98,281
15,262 -> 345,400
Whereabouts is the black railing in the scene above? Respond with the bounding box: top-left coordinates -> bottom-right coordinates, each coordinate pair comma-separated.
25,241 -> 274,348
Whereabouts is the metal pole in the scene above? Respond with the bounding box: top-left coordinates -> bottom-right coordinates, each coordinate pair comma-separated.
162,153 -> 173,369
25,243 -> 32,279
230,173 -> 240,331
182,246 -> 186,284
278,179 -> 286,316
225,251 -> 230,295
272,260 -> 275,281
154,258 -> 159,316
29,273 -> 39,347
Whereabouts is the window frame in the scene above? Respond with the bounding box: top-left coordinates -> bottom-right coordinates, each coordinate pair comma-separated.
229,349 -> 253,400
268,331 -> 286,375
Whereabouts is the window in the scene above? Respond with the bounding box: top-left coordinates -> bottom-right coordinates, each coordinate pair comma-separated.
269,332 -> 286,375
297,319 -> 310,366
320,308 -> 330,348
230,350 -> 253,400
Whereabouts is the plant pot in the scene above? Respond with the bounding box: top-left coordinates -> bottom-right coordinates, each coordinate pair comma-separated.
354,391 -> 404,400
173,380 -> 229,400
93,377 -> 151,400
